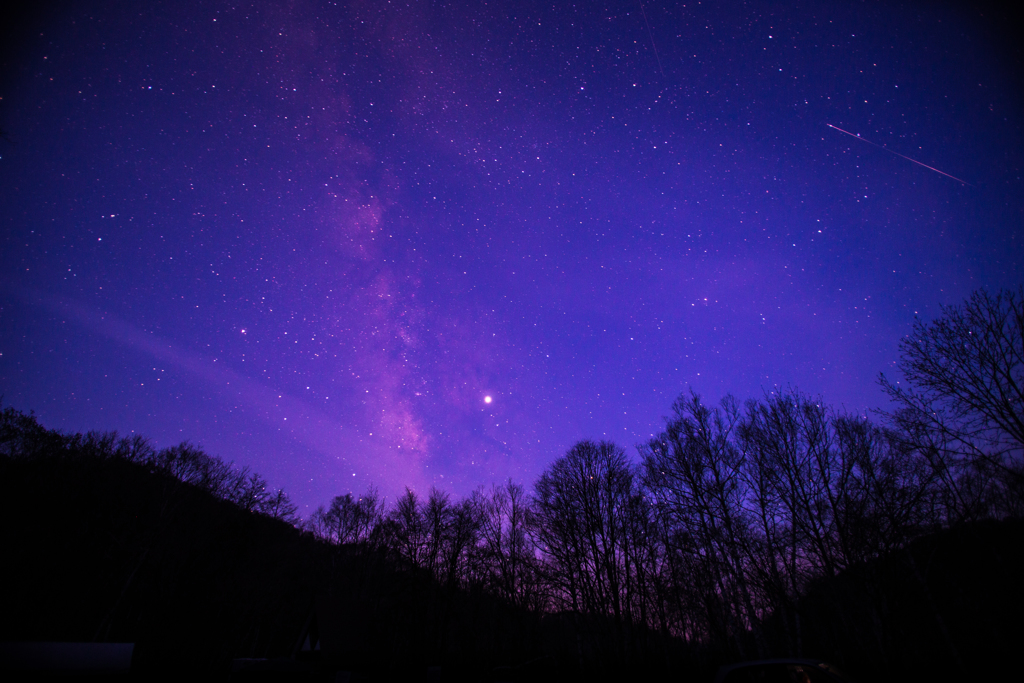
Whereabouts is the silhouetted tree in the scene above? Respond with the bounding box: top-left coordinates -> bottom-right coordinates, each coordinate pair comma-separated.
534,440 -> 655,666
388,487 -> 427,567
880,286 -> 1024,518
480,479 -> 540,609
309,488 -> 385,545
642,393 -> 764,659
440,491 -> 483,588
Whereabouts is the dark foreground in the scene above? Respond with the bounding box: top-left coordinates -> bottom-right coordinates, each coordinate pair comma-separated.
2,409 -> 1020,682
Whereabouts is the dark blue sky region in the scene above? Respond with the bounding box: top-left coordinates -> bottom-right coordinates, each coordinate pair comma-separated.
1,1 -> 1020,513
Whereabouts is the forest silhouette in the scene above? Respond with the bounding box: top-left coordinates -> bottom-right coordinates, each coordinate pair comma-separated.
2,287 -> 1022,682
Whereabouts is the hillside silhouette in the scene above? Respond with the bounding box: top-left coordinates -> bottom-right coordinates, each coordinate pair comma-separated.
2,287 -> 1022,681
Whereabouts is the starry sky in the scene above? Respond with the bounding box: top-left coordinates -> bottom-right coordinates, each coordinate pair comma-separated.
1,0 -> 1020,514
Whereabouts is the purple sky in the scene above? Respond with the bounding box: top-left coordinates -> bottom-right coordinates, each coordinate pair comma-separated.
1,1 -> 1020,515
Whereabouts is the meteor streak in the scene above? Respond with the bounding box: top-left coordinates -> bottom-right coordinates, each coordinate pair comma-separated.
826,123 -> 972,186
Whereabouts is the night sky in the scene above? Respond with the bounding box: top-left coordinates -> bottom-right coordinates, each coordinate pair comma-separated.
1,1 -> 1020,514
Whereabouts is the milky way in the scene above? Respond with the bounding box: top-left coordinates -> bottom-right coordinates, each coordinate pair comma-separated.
1,1 -> 1020,513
